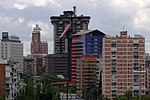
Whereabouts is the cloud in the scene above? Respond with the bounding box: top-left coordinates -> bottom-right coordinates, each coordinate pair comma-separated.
27,21 -> 51,36
0,16 -> 13,24
0,0 -> 60,10
0,0 -> 150,55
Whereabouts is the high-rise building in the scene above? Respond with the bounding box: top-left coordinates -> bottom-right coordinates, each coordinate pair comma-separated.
72,30 -> 105,81
145,53 -> 150,92
50,6 -> 91,54
31,25 -> 48,54
31,25 -> 48,75
76,55 -> 97,94
0,32 -> 23,73
0,59 -> 21,100
102,31 -> 146,99
44,54 -> 68,77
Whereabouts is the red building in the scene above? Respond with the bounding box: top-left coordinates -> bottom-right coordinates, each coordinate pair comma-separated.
76,55 -> 97,94
0,60 -> 7,96
31,24 -> 48,75
71,30 -> 105,82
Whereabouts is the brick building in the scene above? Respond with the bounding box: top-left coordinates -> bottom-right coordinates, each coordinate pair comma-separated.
102,31 -> 146,99
31,24 -> 48,75
76,55 -> 98,94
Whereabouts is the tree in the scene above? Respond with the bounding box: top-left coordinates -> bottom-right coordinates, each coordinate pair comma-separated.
115,95 -> 127,100
0,96 -> 5,100
98,95 -> 110,100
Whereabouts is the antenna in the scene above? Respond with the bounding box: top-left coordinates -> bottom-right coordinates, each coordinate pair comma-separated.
122,24 -> 125,31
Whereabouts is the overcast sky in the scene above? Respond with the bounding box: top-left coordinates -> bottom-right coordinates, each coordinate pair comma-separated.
0,0 -> 150,55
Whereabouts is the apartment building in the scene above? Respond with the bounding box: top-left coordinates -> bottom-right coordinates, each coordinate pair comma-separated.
50,6 -> 90,54
72,30 -> 105,81
76,55 -> 98,94
102,31 -> 145,99
0,59 -> 21,100
145,53 -> 150,92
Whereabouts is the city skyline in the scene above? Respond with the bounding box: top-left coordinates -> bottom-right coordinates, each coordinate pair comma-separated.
0,0 -> 149,55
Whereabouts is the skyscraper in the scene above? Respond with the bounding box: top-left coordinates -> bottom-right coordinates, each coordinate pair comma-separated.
50,6 -> 91,54
72,30 -> 105,81
102,31 -> 145,99
31,24 -> 48,54
31,24 -> 48,75
0,32 -> 23,73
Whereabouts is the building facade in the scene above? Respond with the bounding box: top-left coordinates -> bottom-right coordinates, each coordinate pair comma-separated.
31,25 -> 48,75
31,24 -> 48,54
102,31 -> 145,99
0,59 -> 21,100
76,55 -> 98,94
50,6 -> 91,54
44,54 -> 68,78
72,30 -> 105,81
0,32 -> 23,73
0,60 -> 6,97
23,55 -> 34,76
145,53 -> 150,92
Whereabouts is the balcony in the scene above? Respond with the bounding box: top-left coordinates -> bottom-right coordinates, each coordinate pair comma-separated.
111,55 -> 116,59
111,90 -> 117,95
134,82 -> 139,86
133,60 -> 139,64
111,78 -> 117,82
5,85 -> 11,89
134,86 -> 139,90
111,67 -> 116,72
6,79 -> 12,83
133,47 -> 138,51
111,48 -> 117,51
111,86 -> 117,90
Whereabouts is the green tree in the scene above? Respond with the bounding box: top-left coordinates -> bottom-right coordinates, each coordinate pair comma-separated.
141,94 -> 150,100
115,95 -> 127,100
98,94 -> 109,100
0,96 -> 5,100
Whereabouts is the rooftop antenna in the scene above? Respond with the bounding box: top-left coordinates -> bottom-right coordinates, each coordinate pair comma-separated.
73,6 -> 77,16
122,24 -> 125,31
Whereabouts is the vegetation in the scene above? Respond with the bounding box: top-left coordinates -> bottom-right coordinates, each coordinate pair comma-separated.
0,96 -> 5,100
16,73 -> 75,100
16,74 -> 150,100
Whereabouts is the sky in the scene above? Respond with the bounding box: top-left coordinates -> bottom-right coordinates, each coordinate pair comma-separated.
0,0 -> 150,55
